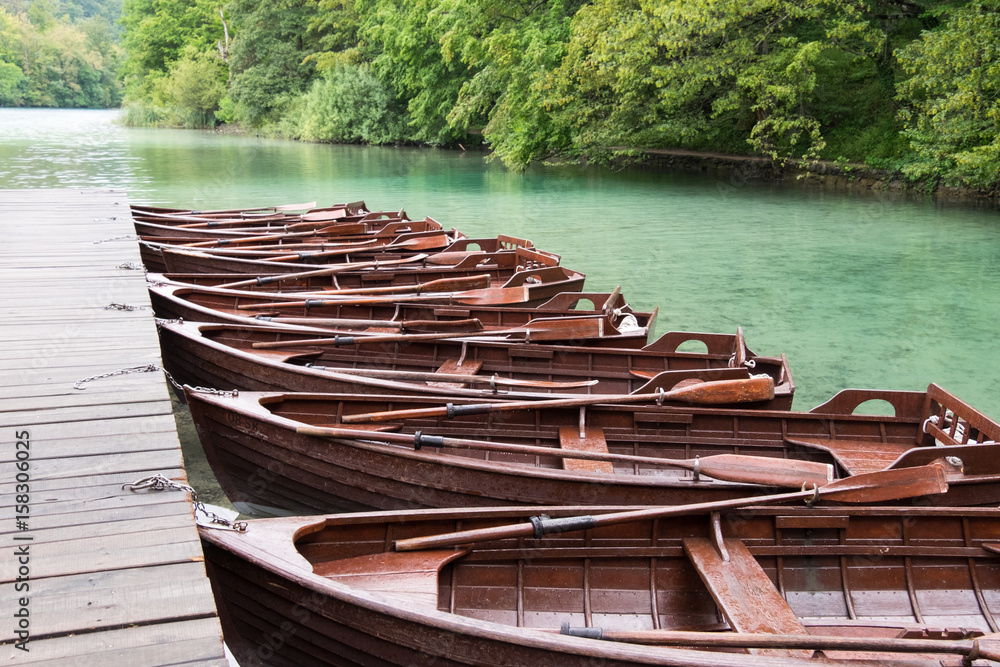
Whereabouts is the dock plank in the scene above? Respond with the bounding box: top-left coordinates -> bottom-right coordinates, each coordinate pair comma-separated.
0,189 -> 226,664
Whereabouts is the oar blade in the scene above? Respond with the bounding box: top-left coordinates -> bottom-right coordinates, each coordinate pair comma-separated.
819,463 -> 948,503
697,455 -> 833,488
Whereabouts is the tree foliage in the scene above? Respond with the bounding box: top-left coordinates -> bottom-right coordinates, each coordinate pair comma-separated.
226,0 -> 322,127
291,63 -> 409,144
120,0 -> 222,98
896,1 -> 1000,189
0,2 -> 122,108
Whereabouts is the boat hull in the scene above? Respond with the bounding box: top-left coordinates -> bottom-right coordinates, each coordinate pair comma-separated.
202,505 -> 1000,666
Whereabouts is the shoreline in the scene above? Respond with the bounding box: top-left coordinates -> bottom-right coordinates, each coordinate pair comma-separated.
619,148 -> 1000,206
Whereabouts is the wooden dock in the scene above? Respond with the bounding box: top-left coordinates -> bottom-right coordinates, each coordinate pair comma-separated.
0,189 -> 228,664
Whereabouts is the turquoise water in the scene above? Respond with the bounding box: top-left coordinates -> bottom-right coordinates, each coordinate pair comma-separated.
3,108 -> 998,421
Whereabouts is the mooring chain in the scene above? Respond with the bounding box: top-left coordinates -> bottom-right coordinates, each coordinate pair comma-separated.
117,261 -> 146,271
93,234 -> 137,244
103,302 -> 149,311
159,366 -> 240,397
72,363 -> 238,397
122,474 -> 247,532
73,364 -> 161,390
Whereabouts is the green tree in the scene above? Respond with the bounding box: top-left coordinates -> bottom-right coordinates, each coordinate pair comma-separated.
550,0 -> 900,166
120,0 -> 223,99
357,0 -> 471,144
161,46 -> 225,122
293,62 -> 408,143
438,0 -> 584,170
896,1 -> 1000,189
0,61 -> 26,104
227,0 -> 321,127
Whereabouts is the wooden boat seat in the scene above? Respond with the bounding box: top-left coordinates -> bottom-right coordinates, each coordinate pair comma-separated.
558,426 -> 614,474
684,536 -> 813,658
314,549 -> 468,612
784,436 -> 914,475
426,358 -> 483,388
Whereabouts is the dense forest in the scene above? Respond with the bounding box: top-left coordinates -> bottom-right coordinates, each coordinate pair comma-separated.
0,0 -> 123,107
3,0 -> 998,189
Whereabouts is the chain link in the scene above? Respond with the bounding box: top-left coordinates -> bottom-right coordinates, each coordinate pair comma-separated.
104,302 -> 149,311
117,261 -> 145,271
93,235 -> 137,244
159,366 -> 239,397
122,474 -> 247,532
71,363 -> 239,397
73,364 -> 161,390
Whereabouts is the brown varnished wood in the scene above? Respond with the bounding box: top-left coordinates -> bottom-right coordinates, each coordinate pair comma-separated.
315,549 -> 468,612
683,537 -> 813,658
559,426 -> 616,474
201,505 -> 1000,666
158,320 -> 794,406
784,436 -> 914,475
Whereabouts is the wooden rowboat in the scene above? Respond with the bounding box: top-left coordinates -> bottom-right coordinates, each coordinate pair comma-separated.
134,214 -> 430,241
201,502 -> 1000,666
146,271 -> 643,346
130,199 -> 367,222
182,381 -> 999,516
150,242 -> 560,276
157,320 -> 789,402
139,228 -> 462,273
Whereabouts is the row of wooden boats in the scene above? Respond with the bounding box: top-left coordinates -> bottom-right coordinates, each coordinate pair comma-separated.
135,200 -> 1000,665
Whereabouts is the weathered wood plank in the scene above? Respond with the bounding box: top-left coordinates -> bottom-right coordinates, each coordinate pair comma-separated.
0,497 -> 193,532
0,448 -> 184,482
0,564 -> 218,642
0,189 -> 224,663
0,469 -> 188,497
17,618 -> 225,665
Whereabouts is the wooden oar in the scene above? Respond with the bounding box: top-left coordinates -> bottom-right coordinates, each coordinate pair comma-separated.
227,275 -> 493,303
214,254 -> 429,289
251,316 -> 485,332
295,423 -> 833,487
392,464 -> 949,552
236,283 -> 560,310
302,367 -> 600,389
250,317 -> 606,347
181,223 -> 376,247
312,274 -> 491,296
190,238 -> 383,256
557,626 -> 1000,661
339,376 -> 775,423
260,237 -> 429,262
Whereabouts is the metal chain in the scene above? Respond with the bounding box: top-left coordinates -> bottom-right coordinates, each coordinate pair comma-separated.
159,366 -> 239,397
73,364 -> 161,390
104,302 -> 149,311
93,235 -> 137,244
122,474 -> 247,532
72,363 -> 238,396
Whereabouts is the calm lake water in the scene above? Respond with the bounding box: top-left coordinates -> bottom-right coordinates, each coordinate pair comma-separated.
3,108 -> 999,504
